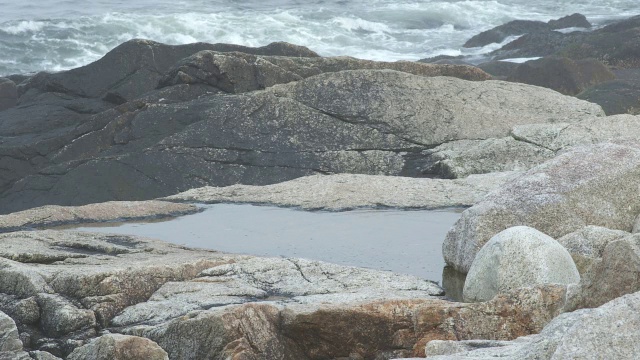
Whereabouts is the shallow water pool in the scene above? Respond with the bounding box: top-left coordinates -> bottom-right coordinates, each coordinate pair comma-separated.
70,204 -> 462,282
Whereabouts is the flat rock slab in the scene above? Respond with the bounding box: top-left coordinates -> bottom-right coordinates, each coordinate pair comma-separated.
0,201 -> 197,233
163,172 -> 521,210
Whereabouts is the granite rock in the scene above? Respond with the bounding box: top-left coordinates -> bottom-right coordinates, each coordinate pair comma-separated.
462,226 -> 579,302
444,142 -> 640,273
164,172 -> 520,210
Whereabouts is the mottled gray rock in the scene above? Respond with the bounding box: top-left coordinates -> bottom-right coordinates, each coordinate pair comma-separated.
67,334 -> 168,360
444,142 -> 640,273
0,78 -> 17,111
112,256 -> 443,328
634,214 -> 640,233
269,71 -> 603,147
0,201 -> 197,233
419,138 -> 554,178
463,226 -> 579,302
124,284 -> 567,360
37,294 -> 97,338
574,234 -> 640,309
511,114 -> 640,152
557,225 -> 630,274
0,70 -> 602,213
0,311 -> 22,352
422,290 -> 640,360
28,351 -> 62,360
0,230 -> 240,338
164,172 -> 520,210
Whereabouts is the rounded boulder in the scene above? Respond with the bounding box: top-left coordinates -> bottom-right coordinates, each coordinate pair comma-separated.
463,226 -> 580,302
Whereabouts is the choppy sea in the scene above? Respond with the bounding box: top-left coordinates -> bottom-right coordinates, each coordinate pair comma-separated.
0,0 -> 637,75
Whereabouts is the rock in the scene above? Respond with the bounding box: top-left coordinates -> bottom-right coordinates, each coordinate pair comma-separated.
547,13 -> 591,30
491,30 -> 584,60
36,294 -> 97,338
557,225 -> 630,274
425,339 -> 512,357
577,78 -> 640,115
0,201 -> 197,233
443,142 -> 640,273
463,226 -> 579,302
28,351 -> 62,360
0,311 -> 22,352
0,78 -> 17,111
462,14 -> 590,49
164,172 -> 520,210
421,290 -> 640,360
463,20 -> 549,48
634,214 -> 640,233
159,51 -> 490,92
574,234 -> 640,309
125,284 -> 566,359
0,230 -> 240,335
489,15 -> 640,68
507,57 -> 615,95
555,15 -> 640,68
511,114 -> 640,151
417,138 -> 554,178
476,61 -> 519,80
0,70 -> 602,213
67,334 -> 168,360
17,39 -> 319,104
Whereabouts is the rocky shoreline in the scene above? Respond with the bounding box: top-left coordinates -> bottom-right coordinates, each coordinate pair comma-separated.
1,12 -> 640,360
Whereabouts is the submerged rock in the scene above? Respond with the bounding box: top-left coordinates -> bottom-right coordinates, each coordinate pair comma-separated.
444,142 -> 640,273
463,226 -> 579,303
164,172 -> 520,210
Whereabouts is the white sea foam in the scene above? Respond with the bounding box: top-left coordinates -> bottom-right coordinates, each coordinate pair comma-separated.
0,0 -> 637,75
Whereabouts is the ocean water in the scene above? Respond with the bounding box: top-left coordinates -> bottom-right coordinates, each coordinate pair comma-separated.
0,0 -> 637,75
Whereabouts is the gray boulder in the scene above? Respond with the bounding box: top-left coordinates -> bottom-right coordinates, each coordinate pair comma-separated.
557,225 -> 630,274
0,78 -> 17,111
36,294 -> 97,338
462,226 -> 579,303
67,334 -> 168,360
0,311 -> 22,352
444,142 -> 640,273
574,234 -> 640,309
422,290 -> 640,360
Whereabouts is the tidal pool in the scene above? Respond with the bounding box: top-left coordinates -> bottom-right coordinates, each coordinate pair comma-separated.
70,204 -> 462,282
